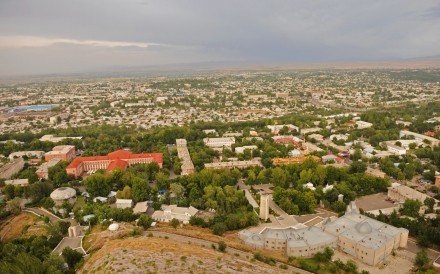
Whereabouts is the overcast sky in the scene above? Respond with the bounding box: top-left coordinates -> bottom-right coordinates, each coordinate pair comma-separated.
0,0 -> 439,76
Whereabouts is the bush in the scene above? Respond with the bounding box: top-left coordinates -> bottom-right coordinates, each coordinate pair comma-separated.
137,214 -> 153,229
218,241 -> 227,252
62,247 -> 83,269
129,227 -> 143,237
57,221 -> 71,235
211,222 -> 227,236
170,218 -> 180,228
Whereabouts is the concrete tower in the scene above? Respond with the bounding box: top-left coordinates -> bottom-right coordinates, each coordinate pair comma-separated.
259,193 -> 270,221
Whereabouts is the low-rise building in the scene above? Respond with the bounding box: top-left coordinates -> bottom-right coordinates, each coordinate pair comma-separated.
39,134 -> 82,143
133,201 -> 149,214
272,156 -> 320,166
44,145 -> 76,161
203,137 -> 235,149
356,120 -> 373,129
267,124 -> 299,135
386,144 -> 406,155
50,187 -> 77,206
36,158 -> 62,179
152,204 -> 199,224
234,145 -> 258,154
115,199 -> 133,209
8,151 -> 45,160
399,130 -> 439,146
5,179 -> 29,186
204,159 -> 262,170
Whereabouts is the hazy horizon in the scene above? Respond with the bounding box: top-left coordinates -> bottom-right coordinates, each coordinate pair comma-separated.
1,0 -> 440,76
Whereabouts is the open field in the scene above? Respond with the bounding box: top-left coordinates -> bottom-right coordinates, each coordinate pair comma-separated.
0,212 -> 47,241
80,236 -> 291,274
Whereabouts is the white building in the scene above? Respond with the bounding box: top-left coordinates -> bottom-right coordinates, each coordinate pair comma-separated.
203,137 -> 235,148
267,124 -> 299,135
152,205 -> 199,224
399,130 -> 439,146
234,145 -> 258,154
39,134 -> 83,143
386,144 -> 406,155
356,120 -> 373,129
115,199 -> 133,209
239,202 -> 408,266
5,179 -> 29,186
8,151 -> 45,160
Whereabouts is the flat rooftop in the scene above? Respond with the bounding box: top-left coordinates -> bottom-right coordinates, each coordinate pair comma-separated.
355,193 -> 396,212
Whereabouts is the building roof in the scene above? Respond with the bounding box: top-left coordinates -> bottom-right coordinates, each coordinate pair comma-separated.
116,198 -> 133,204
66,149 -> 163,169
106,159 -> 129,171
133,201 -> 149,214
50,187 -> 76,200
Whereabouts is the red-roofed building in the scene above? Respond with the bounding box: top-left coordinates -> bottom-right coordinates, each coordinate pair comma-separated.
66,149 -> 163,177
424,131 -> 436,137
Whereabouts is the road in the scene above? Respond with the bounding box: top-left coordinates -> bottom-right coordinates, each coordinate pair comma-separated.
24,207 -> 78,226
147,230 -> 312,274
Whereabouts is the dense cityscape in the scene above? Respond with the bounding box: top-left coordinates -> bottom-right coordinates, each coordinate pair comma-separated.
1,1 -> 440,274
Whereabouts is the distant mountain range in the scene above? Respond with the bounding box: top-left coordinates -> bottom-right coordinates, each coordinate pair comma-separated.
2,55 -> 440,83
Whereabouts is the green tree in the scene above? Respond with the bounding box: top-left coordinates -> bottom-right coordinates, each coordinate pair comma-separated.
211,222 -> 227,236
138,214 -> 153,229
9,197 -> 22,215
349,161 -> 367,174
415,249 -> 429,269
62,247 -> 83,269
170,218 -> 180,228
3,184 -> 15,200
424,197 -> 435,212
131,178 -> 151,202
84,173 -> 111,197
400,199 -> 422,217
116,185 -> 132,199
29,181 -> 54,203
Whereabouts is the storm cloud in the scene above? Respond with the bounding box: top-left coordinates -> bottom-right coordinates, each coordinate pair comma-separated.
0,0 -> 439,75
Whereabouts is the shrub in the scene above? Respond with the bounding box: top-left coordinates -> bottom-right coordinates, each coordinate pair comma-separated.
218,241 -> 227,252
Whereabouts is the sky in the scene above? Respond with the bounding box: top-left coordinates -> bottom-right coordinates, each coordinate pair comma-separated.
0,0 -> 440,76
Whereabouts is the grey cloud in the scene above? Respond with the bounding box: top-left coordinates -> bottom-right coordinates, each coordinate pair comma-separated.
0,0 -> 439,75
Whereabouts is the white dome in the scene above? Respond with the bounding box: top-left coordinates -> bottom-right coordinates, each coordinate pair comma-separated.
356,221 -> 373,234
108,223 -> 119,231
50,187 -> 76,201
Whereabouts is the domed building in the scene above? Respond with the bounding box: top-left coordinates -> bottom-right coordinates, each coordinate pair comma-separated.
50,187 -> 77,205
239,201 -> 409,266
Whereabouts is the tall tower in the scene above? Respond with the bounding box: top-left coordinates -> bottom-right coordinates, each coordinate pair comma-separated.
259,193 -> 270,221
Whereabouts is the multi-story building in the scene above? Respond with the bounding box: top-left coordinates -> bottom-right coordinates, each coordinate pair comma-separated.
388,182 -> 440,208
44,145 -> 76,161
176,139 -> 195,175
239,202 -> 408,266
0,158 -> 24,179
66,149 -> 163,177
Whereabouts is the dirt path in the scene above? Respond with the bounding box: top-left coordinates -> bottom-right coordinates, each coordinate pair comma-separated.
147,231 -> 312,274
